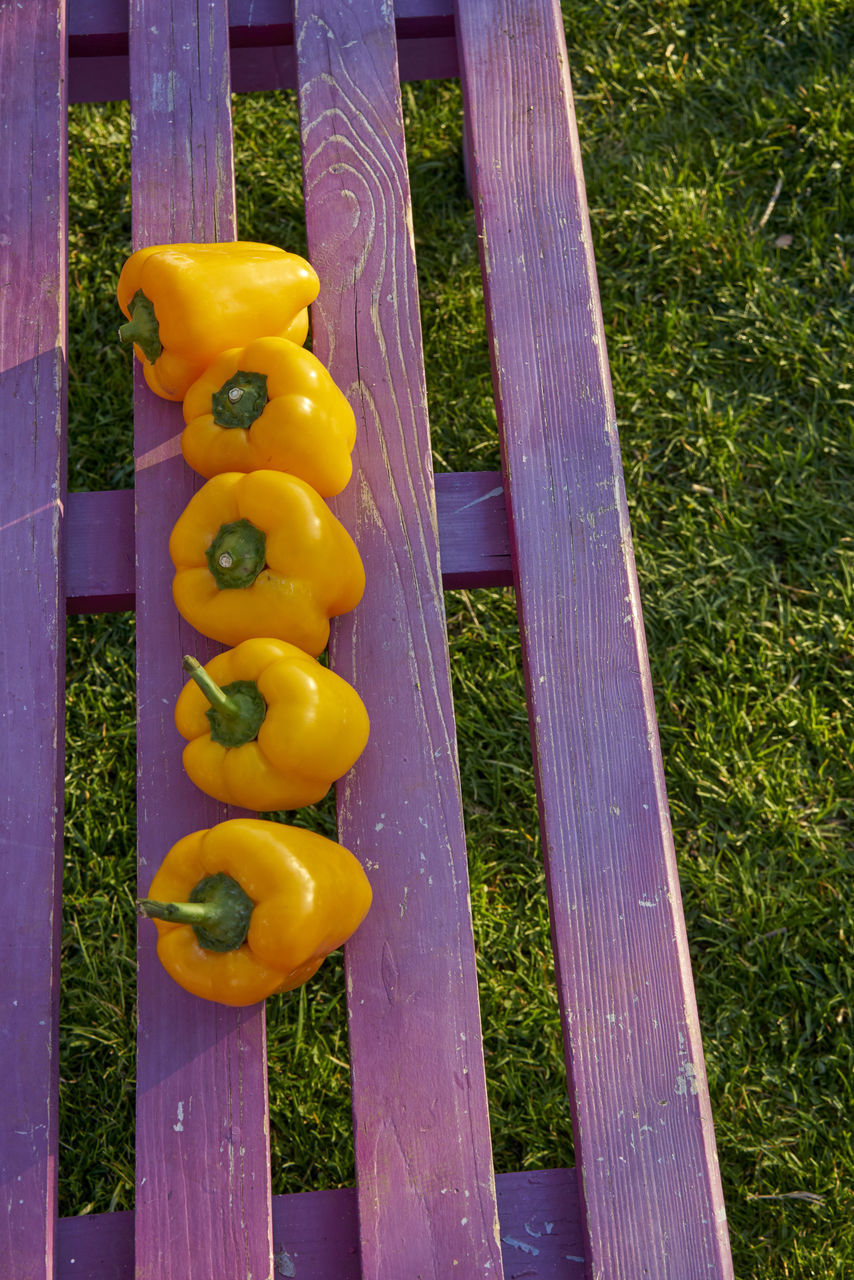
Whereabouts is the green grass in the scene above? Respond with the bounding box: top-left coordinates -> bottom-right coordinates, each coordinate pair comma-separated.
61,4 -> 852,1276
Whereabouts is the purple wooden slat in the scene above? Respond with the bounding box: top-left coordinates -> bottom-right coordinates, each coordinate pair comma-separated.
127,4 -> 274,1278
69,40 -> 458,103
295,2 -> 504,1275
65,491 -> 135,613
55,1194 -> 361,1280
230,44 -> 296,96
63,472 -> 511,611
57,1212 -> 133,1280
69,56 -> 129,105
228,36 -> 459,95
456,1 -> 734,1275
398,33 -> 458,81
271,1188 -> 361,1280
68,0 -> 456,41
496,1170 -> 585,1278
0,6 -> 66,1279
66,0 -> 457,106
59,1168 -> 585,1278
67,0 -> 126,38
436,470 -> 512,588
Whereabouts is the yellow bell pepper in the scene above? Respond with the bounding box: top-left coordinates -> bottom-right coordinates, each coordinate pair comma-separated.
180,336 -> 356,496
117,242 -> 319,401
169,470 -> 365,655
138,818 -> 373,1006
176,639 -> 369,811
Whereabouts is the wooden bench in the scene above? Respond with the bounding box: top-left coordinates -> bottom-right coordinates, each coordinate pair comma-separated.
1,2 -> 735,1276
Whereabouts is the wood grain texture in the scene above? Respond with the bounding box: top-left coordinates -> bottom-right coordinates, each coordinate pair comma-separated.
0,5 -> 67,1278
455,0 -> 734,1275
127,4 -> 274,1278
295,2 -> 504,1275
58,1168 -> 585,1278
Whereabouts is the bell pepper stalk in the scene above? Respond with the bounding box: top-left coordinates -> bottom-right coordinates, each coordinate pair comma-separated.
138,819 -> 373,1006
116,242 -> 319,402
180,336 -> 357,496
177,639 -> 370,811
169,469 -> 365,655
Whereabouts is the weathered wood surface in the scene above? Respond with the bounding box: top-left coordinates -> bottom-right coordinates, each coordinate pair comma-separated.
58,1168 -> 585,1278
64,472 -> 512,611
456,0 -> 734,1275
67,0 -> 457,101
127,2 -> 274,1278
68,0 -> 455,41
9,1 -> 736,1276
67,0 -> 458,101
295,1 -> 504,1275
0,5 -> 67,1279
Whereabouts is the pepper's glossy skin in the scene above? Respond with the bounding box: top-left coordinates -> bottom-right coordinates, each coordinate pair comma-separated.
176,638 -> 370,810
169,470 -> 365,653
117,242 -> 318,401
145,820 -> 373,1006
181,336 -> 356,495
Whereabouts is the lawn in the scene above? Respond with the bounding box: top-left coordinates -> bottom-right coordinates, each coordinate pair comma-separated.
61,3 -> 852,1275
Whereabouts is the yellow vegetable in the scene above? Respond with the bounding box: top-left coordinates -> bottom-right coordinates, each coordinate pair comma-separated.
117,242 -> 318,401
138,819 -> 373,1006
176,640 -> 369,811
169,470 -> 365,655
181,336 -> 356,496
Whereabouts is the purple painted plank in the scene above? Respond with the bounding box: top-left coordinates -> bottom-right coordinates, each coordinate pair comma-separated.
271,1188 -> 361,1280
69,39 -> 458,103
456,0 -> 734,1275
68,0 -> 455,42
63,472 -> 511,611
127,4 -> 274,1279
496,1170 -> 585,1278
227,36 -> 458,95
398,33 -> 458,81
69,56 -> 129,105
57,1211 -> 134,1280
230,44 -> 296,96
58,1169 -> 584,1278
65,490 -> 135,613
66,0 -> 457,105
0,6 -> 66,1279
436,470 -> 512,588
295,2 -> 504,1275
54,1194 -> 360,1280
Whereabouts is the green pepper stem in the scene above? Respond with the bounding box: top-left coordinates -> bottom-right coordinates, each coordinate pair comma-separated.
138,898 -> 214,926
118,289 -> 162,363
138,872 -> 255,952
205,518 -> 267,590
183,655 -> 239,714
211,369 -> 269,429
182,655 -> 267,749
